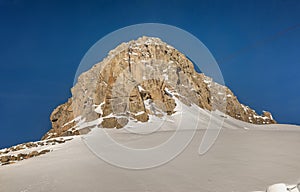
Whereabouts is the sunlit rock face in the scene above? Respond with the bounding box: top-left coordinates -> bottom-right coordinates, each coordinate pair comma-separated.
43,36 -> 276,139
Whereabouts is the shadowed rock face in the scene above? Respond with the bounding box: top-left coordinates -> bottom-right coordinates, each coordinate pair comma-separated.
43,36 -> 276,140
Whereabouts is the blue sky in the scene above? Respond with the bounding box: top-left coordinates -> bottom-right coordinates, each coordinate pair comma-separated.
0,0 -> 299,149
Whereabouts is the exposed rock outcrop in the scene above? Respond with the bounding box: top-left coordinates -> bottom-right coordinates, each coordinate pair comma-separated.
43,36 -> 276,139
0,138 -> 73,166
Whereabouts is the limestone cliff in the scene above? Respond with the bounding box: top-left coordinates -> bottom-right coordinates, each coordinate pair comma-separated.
43,37 -> 276,140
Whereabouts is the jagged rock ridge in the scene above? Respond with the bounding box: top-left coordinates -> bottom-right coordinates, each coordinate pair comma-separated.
43,36 -> 276,140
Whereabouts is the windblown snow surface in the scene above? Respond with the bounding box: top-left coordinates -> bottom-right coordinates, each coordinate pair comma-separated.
1,99 -> 299,192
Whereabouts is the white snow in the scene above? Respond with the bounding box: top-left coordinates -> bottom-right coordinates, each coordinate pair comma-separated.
164,87 -> 173,97
75,118 -> 101,130
134,111 -> 145,116
253,114 -> 270,120
241,104 -> 249,112
137,85 -> 145,92
203,79 -> 211,84
263,110 -> 274,120
143,99 -> 152,111
63,116 -> 82,127
94,101 -> 105,114
1,99 -> 300,192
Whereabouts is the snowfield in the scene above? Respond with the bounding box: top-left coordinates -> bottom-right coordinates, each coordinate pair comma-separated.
0,101 -> 299,192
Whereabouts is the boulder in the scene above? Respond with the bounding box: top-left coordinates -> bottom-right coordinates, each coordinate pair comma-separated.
1,156 -> 10,163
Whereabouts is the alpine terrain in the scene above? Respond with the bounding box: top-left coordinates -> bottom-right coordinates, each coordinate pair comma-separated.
0,37 -> 299,192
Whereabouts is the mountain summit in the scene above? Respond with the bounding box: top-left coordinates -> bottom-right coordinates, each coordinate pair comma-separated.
3,37 -> 300,192
43,36 -> 276,140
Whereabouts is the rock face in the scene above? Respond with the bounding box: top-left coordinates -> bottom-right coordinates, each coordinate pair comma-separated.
42,99 -> 79,140
43,36 -> 276,139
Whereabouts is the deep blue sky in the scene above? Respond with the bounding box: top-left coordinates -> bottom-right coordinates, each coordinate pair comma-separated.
0,0 -> 299,149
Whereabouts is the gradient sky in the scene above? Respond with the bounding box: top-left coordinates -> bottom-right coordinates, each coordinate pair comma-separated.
0,0 -> 299,149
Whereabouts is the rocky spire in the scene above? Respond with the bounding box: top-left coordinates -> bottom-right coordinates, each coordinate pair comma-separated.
42,36 -> 276,140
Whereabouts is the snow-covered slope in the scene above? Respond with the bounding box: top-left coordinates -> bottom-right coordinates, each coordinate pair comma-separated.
0,99 -> 299,192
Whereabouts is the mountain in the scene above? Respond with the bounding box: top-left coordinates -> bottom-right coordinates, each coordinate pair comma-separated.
1,36 -> 299,192
43,36 -> 276,140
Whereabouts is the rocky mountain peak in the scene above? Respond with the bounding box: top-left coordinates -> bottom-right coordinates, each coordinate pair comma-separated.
42,36 -> 276,140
